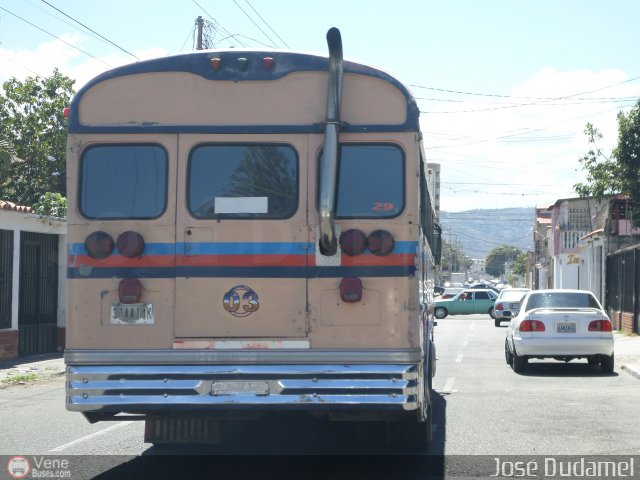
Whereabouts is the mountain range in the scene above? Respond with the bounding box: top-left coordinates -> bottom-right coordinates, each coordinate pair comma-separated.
439,207 -> 535,260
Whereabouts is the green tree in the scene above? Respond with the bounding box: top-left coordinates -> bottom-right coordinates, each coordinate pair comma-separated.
0,69 -> 75,205
485,245 -> 522,278
441,240 -> 471,273
574,100 -> 640,226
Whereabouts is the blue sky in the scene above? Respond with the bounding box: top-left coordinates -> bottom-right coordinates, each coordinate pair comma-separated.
1,0 -> 639,212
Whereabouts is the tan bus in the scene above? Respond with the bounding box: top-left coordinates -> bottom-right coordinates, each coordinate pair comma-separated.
65,28 -> 441,450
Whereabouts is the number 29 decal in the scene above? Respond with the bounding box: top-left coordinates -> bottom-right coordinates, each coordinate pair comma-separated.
223,285 -> 260,317
372,202 -> 395,212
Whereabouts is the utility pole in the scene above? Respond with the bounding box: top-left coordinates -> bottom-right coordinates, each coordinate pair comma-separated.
196,16 -> 204,50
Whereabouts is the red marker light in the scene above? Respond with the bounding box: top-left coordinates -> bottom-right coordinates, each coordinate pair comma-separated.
210,58 -> 222,70
263,57 -> 275,70
63,107 -> 70,118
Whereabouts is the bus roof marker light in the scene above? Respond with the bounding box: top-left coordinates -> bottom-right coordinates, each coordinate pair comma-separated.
210,57 -> 222,71
237,57 -> 249,71
85,231 -> 114,259
263,57 -> 275,70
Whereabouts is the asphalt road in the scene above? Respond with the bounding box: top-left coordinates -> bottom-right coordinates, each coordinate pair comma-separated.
1,314 -> 638,479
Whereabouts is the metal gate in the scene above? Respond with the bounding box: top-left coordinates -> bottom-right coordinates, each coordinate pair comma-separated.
0,229 -> 13,329
18,232 -> 58,355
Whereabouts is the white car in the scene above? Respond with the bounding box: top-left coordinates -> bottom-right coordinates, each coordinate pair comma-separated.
494,288 -> 530,327
505,289 -> 614,373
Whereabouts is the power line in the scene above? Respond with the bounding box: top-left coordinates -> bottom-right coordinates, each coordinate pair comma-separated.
244,0 -> 290,48
0,5 -> 111,67
230,0 -> 278,48
40,0 -> 138,59
192,0 -> 247,48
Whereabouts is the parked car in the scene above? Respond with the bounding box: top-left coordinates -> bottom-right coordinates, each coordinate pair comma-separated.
493,288 -> 530,327
434,289 -> 498,319
440,287 -> 465,300
505,289 -> 614,373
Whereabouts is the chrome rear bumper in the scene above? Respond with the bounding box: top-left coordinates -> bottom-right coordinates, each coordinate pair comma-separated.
65,349 -> 422,414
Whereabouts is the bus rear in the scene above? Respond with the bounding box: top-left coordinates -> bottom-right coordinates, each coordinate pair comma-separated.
65,28 -> 440,449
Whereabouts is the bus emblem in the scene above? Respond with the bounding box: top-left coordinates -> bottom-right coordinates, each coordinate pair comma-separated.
223,285 -> 260,317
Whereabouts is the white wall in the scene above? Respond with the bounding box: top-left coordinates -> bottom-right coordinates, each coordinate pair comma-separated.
0,209 -> 66,330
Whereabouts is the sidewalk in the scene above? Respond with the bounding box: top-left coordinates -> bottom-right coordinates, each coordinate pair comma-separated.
0,333 -> 638,385
0,352 -> 65,387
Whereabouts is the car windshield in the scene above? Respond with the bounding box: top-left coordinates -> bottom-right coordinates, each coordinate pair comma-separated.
525,292 -> 601,310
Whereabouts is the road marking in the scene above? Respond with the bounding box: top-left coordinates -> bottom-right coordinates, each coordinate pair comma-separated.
442,377 -> 455,393
49,421 -> 134,452
455,353 -> 463,363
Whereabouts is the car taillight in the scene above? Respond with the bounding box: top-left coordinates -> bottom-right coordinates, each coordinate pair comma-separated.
117,231 -> 145,258
588,319 -> 612,332
339,229 -> 367,256
85,231 -> 114,259
119,278 -> 142,304
520,319 -> 545,332
496,303 -> 504,311
367,230 -> 394,256
340,277 -> 362,303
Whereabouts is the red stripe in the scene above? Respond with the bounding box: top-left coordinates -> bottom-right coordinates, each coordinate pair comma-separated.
68,253 -> 415,268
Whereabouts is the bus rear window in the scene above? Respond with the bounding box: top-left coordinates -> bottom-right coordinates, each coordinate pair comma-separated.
80,144 -> 167,219
335,144 -> 404,218
188,144 -> 298,219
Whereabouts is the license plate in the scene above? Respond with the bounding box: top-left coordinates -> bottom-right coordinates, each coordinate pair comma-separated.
212,381 -> 270,396
557,322 -> 576,333
110,303 -> 154,324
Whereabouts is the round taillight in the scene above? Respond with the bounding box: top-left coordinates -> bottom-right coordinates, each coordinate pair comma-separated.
85,231 -> 114,259
119,278 -> 142,304
367,230 -> 395,256
117,231 -> 145,258
339,229 -> 367,256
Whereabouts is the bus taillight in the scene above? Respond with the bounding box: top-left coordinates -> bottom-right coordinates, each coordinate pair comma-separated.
367,230 -> 395,256
119,278 -> 142,304
85,231 -> 114,259
263,57 -> 275,70
116,231 -> 145,258
340,277 -> 362,303
339,229 -> 367,256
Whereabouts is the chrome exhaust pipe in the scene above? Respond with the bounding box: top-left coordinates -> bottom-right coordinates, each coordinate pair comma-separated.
318,27 -> 343,256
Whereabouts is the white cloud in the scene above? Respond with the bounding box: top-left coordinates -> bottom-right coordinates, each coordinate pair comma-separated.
423,67 -> 640,212
0,35 -> 168,89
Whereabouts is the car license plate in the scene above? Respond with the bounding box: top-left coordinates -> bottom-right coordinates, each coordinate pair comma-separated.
557,322 -> 576,333
110,303 -> 154,324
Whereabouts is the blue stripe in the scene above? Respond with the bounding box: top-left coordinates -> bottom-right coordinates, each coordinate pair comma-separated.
177,242 -> 312,255
67,265 -> 416,279
68,243 -> 176,256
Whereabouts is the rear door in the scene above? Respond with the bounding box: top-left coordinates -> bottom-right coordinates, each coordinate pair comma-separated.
174,135 -> 310,339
